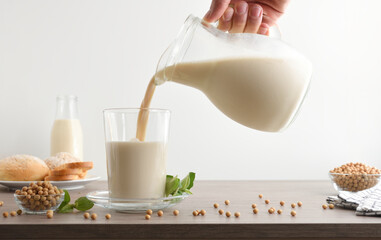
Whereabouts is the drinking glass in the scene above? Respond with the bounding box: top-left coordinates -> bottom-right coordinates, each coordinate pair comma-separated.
103,108 -> 171,200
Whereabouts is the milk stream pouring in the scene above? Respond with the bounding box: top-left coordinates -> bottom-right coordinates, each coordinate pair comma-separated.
136,15 -> 312,140
51,95 -> 83,161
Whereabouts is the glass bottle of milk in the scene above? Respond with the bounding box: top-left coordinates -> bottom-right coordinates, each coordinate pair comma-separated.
50,95 -> 83,161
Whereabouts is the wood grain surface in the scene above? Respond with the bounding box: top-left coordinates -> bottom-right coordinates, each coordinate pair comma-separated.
0,180 -> 381,239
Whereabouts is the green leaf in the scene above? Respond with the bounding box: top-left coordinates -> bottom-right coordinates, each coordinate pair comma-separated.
183,189 -> 192,194
173,186 -> 180,196
165,175 -> 180,197
58,203 -> 75,213
186,172 -> 195,190
173,191 -> 183,196
180,176 -> 190,191
165,172 -> 196,196
58,190 -> 70,211
166,175 -> 174,183
56,190 -> 94,213
165,175 -> 174,196
180,172 -> 196,191
74,197 -> 94,211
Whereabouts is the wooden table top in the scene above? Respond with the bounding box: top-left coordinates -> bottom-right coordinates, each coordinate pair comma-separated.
0,180 -> 380,240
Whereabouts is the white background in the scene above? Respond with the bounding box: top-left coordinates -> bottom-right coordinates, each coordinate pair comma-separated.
1,0 -> 381,180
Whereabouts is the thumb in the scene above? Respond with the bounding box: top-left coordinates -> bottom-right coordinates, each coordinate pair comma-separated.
204,0 -> 231,23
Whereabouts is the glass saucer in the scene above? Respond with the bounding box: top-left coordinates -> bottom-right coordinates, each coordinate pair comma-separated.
86,191 -> 189,213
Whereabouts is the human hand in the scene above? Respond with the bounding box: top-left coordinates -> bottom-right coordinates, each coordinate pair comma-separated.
204,0 -> 290,35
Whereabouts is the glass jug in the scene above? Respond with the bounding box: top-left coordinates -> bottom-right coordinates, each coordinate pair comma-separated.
155,15 -> 312,132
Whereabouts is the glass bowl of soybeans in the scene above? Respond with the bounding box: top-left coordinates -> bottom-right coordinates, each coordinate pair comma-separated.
329,162 -> 381,192
329,172 -> 381,192
14,182 -> 65,214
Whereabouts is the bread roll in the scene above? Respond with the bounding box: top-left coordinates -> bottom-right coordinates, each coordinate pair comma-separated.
56,152 -> 81,163
0,155 -> 49,181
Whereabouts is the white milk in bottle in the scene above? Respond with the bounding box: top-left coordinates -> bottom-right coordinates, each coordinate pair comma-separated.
51,95 -> 83,160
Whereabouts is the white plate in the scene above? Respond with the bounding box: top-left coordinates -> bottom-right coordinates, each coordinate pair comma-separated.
87,191 -> 189,213
0,175 -> 101,190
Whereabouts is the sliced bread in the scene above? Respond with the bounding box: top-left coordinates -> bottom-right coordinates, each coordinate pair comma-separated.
49,168 -> 85,176
44,174 -> 80,181
55,162 -> 93,171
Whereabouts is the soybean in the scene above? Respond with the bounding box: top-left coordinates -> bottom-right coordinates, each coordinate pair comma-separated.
200,209 -> 206,216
